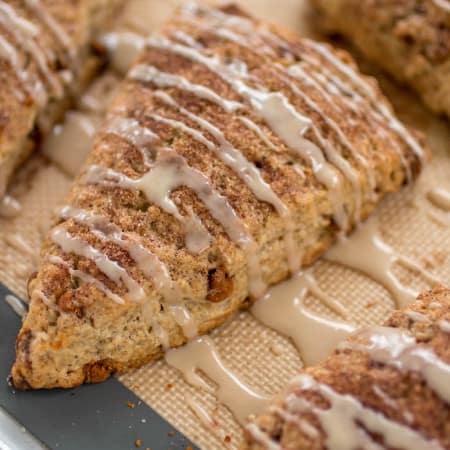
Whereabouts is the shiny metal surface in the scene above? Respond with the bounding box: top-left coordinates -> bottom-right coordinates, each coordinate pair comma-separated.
0,407 -> 46,450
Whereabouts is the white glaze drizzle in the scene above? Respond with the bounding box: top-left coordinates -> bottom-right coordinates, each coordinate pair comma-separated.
32,289 -> 51,307
273,68 -> 365,220
130,63 -> 305,270
184,207 -> 212,254
0,2 -> 38,36
216,21 -> 414,186
0,14 -> 42,103
325,217 -> 441,308
343,326 -> 450,404
172,17 -> 370,221
288,63 -> 340,112
171,29 -> 204,49
165,335 -> 270,425
301,39 -> 425,163
51,225 -> 144,302
180,7 -> 411,202
270,404 -> 321,439
153,89 -> 301,271
173,22 -> 387,221
276,67 -> 364,169
58,206 -> 175,299
24,0 -> 74,60
0,1 -> 62,102
105,116 -> 159,166
429,301 -> 442,308
405,310 -> 431,323
297,57 -> 413,183
251,270 -> 354,366
96,115 -> 214,256
129,64 -> 242,113
182,2 -> 253,32
4,294 -> 27,317
372,385 -> 414,424
147,35 -> 348,230
238,116 -> 279,152
278,374 -> 444,450
47,254 -> 125,305
84,149 -> 265,298
178,9 -> 277,58
57,206 -> 200,343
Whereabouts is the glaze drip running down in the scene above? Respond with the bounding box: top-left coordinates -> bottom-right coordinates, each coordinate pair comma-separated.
326,217 -> 442,307
252,270 -> 354,366
165,335 -> 270,425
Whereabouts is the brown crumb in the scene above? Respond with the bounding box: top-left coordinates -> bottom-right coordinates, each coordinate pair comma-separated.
146,448 -> 151,450
186,447 -> 193,450
224,435 -> 231,443
135,439 -> 142,447
168,430 -> 175,437
166,383 -> 173,390
127,400 -> 136,409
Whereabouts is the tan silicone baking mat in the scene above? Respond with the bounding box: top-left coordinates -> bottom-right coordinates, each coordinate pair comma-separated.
1,1 -> 449,449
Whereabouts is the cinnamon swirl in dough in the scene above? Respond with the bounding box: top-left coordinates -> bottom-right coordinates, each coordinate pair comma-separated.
312,0 -> 450,118
245,287 -> 450,449
12,2 -> 428,389
0,0 -> 121,199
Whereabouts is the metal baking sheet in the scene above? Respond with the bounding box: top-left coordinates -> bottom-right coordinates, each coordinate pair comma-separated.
0,283 -> 198,450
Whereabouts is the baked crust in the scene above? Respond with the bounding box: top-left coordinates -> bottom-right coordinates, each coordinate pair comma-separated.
0,0 -> 121,199
12,3 -> 428,389
244,287 -> 450,449
312,0 -> 450,118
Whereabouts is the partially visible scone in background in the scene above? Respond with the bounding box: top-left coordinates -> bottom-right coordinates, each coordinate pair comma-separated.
245,286 -> 450,449
0,0 -> 123,200
312,0 -> 450,118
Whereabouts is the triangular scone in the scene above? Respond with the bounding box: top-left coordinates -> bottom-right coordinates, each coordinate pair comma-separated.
12,3 -> 428,389
245,287 -> 450,449
0,0 -> 120,199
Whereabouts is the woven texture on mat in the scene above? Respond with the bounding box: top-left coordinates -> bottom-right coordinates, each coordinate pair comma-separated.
0,1 -> 449,450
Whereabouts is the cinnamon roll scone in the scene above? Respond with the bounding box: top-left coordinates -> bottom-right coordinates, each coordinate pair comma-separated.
245,286 -> 450,450
0,0 -> 121,199
12,3 -> 428,389
311,0 -> 450,118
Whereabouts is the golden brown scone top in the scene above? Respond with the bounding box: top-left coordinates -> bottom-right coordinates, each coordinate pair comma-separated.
0,1 -> 80,154
245,287 -> 450,450
312,0 -> 450,117
0,0 -> 118,197
12,3 -> 428,389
